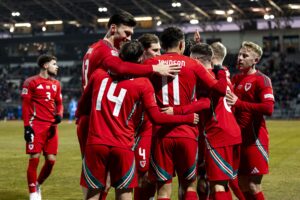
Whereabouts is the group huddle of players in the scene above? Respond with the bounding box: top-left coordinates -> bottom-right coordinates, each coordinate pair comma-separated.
22,10 -> 274,200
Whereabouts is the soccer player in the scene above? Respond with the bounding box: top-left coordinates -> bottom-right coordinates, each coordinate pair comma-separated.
76,41 -> 198,200
226,41 -> 275,200
77,11 -> 180,199
163,43 -> 242,200
211,42 -> 245,200
145,27 -> 228,200
133,33 -> 161,200
21,54 -> 63,200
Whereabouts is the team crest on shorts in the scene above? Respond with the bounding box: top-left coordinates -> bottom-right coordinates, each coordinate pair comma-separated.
28,143 -> 34,150
140,160 -> 146,168
245,83 -> 252,91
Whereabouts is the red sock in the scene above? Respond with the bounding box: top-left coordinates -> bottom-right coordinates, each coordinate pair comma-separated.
100,191 -> 108,200
213,191 -> 228,200
27,158 -> 39,193
253,192 -> 264,200
226,189 -> 232,200
37,159 -> 55,185
229,179 -> 245,200
243,192 -> 254,200
157,198 -> 170,200
185,191 -> 198,200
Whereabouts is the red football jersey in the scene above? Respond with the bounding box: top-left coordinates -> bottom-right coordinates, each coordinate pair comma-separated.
145,52 -> 218,139
77,69 -> 194,149
21,75 -> 63,126
173,68 -> 242,147
81,39 -> 153,90
232,70 -> 275,146
203,69 -> 242,147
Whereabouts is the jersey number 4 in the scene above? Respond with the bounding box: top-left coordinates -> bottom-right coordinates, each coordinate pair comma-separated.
95,78 -> 127,117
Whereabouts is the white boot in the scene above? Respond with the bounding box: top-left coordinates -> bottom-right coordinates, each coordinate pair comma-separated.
36,182 -> 42,200
29,192 -> 39,200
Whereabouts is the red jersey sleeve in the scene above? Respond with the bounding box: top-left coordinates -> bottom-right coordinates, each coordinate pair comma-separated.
235,75 -> 275,116
100,44 -> 153,76
173,97 -> 211,115
141,79 -> 195,125
55,82 -> 63,117
191,64 -> 227,96
21,79 -> 34,126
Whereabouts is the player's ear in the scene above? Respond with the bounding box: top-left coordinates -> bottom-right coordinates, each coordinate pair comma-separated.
179,41 -> 183,51
110,24 -> 117,35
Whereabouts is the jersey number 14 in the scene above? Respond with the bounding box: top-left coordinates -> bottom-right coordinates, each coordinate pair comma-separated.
95,78 -> 127,117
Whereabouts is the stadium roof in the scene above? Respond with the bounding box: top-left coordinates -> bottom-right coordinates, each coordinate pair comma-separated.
1,0 -> 300,27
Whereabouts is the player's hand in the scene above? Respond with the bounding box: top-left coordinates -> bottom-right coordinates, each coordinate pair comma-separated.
193,113 -> 199,124
160,107 -> 174,115
152,63 -> 181,78
24,126 -> 34,143
54,115 -> 62,124
226,91 -> 238,106
212,64 -> 224,78
194,29 -> 201,43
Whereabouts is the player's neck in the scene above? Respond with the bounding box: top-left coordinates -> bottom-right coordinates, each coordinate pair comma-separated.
39,70 -> 49,79
165,48 -> 181,54
104,34 -> 114,48
244,66 -> 256,75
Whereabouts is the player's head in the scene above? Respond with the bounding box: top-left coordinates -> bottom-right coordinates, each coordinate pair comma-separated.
190,43 -> 213,68
119,41 -> 144,63
238,41 -> 263,73
211,42 -> 227,65
37,54 -> 58,76
160,27 -> 185,54
107,11 -> 137,49
183,39 -> 196,56
138,33 -> 161,61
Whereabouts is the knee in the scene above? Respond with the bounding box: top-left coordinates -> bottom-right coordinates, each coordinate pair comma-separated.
248,182 -> 261,194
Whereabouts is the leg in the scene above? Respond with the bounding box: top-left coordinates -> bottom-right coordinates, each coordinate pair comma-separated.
115,188 -> 133,200
86,188 -> 102,200
100,172 -> 111,200
211,180 -> 229,200
27,153 -> 41,194
181,179 -> 198,200
157,181 -> 172,200
37,154 -> 56,185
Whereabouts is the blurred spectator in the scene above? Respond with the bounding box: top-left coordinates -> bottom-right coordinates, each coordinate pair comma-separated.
68,97 -> 77,123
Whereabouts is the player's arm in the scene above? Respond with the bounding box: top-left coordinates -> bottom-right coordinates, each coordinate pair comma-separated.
54,82 -> 63,124
226,82 -> 274,116
76,73 -> 94,118
21,80 -> 33,127
21,80 -> 35,142
141,79 -> 198,125
101,47 -> 180,77
192,64 -> 227,96
161,98 -> 211,115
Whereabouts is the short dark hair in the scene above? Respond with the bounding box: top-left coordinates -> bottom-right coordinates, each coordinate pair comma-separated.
37,54 -> 57,68
190,43 -> 213,62
138,33 -> 160,49
107,11 -> 137,28
119,41 -> 144,63
160,27 -> 184,50
183,39 -> 196,56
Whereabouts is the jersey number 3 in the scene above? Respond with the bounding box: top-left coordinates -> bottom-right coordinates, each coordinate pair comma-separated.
95,78 -> 127,117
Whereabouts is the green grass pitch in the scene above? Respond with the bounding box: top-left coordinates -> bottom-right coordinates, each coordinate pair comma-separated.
0,120 -> 299,200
